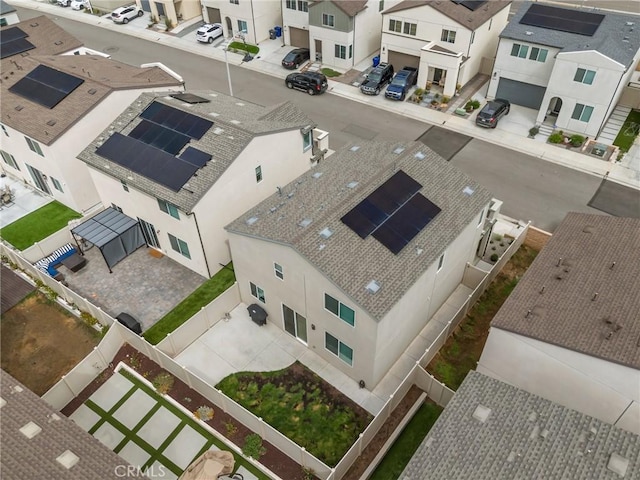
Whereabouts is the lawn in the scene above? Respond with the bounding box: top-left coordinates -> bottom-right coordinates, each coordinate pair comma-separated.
426,245 -> 539,390
321,68 -> 341,78
216,362 -> 372,467
369,402 -> 443,480
613,109 -> 640,152
0,201 -> 80,250
228,41 -> 259,55
143,263 -> 236,344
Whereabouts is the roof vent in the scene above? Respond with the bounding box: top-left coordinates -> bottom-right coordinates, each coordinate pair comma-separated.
213,127 -> 224,134
246,216 -> 258,225
463,186 -> 475,195
608,452 -> 629,477
46,120 -> 57,126
320,227 -> 333,239
312,172 -> 323,179
54,40 -> 63,45
10,385 -> 23,394
525,31 -> 533,35
88,88 -> 97,95
319,244 -> 326,251
472,404 -> 491,423
365,280 -> 381,294
235,102 -> 245,106
393,146 -> 405,154
350,145 -> 360,152
299,218 -> 312,228
20,421 -> 42,439
230,119 -> 241,124
347,181 -> 359,188
626,21 -> 635,26
415,151 -> 426,160
56,450 -> 80,470
15,105 -> 24,111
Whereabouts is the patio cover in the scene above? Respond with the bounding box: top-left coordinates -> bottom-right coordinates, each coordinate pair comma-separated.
71,207 -> 145,272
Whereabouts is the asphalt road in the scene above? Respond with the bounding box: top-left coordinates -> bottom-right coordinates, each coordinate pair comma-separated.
11,6 -> 617,231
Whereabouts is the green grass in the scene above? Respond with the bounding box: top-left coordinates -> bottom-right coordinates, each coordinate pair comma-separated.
613,109 -> 640,152
228,41 -> 259,55
0,201 -> 80,250
369,402 -> 443,480
321,68 -> 341,77
217,363 -> 372,467
143,263 -> 236,344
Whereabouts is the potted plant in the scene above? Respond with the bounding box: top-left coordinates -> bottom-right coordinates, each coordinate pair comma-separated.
528,126 -> 539,138
412,87 -> 424,103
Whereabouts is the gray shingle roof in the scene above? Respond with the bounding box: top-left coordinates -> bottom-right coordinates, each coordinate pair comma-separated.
401,371 -> 640,480
78,91 -> 315,213
226,141 -> 492,320
0,369 -> 129,479
501,2 -> 640,67
310,0 -> 369,17
491,212 -> 640,369
1,0 -> 16,15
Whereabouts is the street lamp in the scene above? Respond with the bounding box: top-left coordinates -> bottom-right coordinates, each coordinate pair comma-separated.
223,31 -> 247,98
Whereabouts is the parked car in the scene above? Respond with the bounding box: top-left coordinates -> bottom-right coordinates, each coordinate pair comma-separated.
71,0 -> 87,10
196,23 -> 223,44
281,48 -> 310,69
360,62 -> 394,95
116,312 -> 142,335
57,0 -> 71,7
475,99 -> 511,128
111,5 -> 143,24
385,67 -> 418,101
285,72 -> 328,95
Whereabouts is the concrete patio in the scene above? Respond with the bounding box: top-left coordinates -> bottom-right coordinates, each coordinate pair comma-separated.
0,173 -> 52,228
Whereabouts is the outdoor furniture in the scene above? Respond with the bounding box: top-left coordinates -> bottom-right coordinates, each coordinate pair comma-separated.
34,243 -> 82,278
60,252 -> 87,272
1,186 -> 14,206
178,451 -> 235,480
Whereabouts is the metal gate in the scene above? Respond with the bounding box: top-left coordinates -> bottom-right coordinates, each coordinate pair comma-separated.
289,27 -> 310,48
495,78 -> 546,110
387,50 -> 420,71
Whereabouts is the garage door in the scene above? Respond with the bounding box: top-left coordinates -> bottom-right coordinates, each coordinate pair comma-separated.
387,50 -> 420,71
206,7 -> 221,24
495,78 -> 546,110
289,27 -> 310,49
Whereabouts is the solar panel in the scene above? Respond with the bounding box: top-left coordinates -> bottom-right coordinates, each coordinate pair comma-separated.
1,37 -> 35,59
8,65 -> 84,109
129,120 -> 190,155
140,102 -> 213,139
170,93 -> 211,104
1,26 -> 29,43
452,0 -> 487,12
179,147 -> 212,167
520,3 -> 604,36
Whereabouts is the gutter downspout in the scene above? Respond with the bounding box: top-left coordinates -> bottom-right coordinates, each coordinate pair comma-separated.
352,12 -> 357,68
190,211 -> 212,278
250,0 -> 257,44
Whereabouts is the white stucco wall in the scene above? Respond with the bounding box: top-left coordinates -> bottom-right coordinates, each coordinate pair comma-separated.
478,327 -> 640,434
308,25 -> 354,69
203,0 -> 281,44
1,11 -> 20,25
351,3 -> 385,66
462,6 -> 509,85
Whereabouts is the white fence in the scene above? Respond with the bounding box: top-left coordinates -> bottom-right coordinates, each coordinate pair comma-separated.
19,228 -> 75,262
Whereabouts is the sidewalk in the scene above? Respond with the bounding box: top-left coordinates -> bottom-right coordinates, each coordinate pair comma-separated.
10,0 -> 640,190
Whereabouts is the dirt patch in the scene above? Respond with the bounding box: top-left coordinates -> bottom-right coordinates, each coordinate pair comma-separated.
1,292 -> 101,395
331,68 -> 364,85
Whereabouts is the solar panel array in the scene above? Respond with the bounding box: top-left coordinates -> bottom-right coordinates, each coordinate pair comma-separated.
170,93 -> 211,104
8,64 -> 84,109
140,102 -> 212,139
341,170 -> 441,254
0,27 -> 35,59
451,0 -> 487,12
129,119 -> 189,155
520,3 -> 604,36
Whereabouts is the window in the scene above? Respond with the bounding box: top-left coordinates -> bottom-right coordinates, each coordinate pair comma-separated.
250,282 -> 265,303
0,18 -> 7,27
529,47 -> 548,62
255,165 -> 262,182
302,130 -> 312,151
349,45 -> 353,59
298,0 -> 308,12
471,31 -> 475,44
571,103 -> 594,122
322,13 -> 334,27
574,68 -> 595,85
403,22 -> 417,36
335,44 -> 346,59
389,19 -> 401,33
51,177 -> 64,193
441,29 -> 456,43
25,136 -> 43,156
379,0 -> 384,12
111,203 -> 123,213
1,124 -> 8,137
324,293 -> 355,326
286,0 -> 295,9
1,150 -> 19,170
230,0 -> 239,4
510,43 -> 528,58
437,253 -> 445,272
477,209 -> 484,227
274,263 -> 284,280
325,332 -> 353,366
121,180 -> 129,192
168,233 -> 191,259
158,199 -> 180,219
237,20 -> 247,33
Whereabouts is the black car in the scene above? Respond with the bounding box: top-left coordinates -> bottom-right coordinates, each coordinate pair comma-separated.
282,48 -> 310,69
475,99 -> 510,128
285,72 -> 328,95
360,62 -> 394,95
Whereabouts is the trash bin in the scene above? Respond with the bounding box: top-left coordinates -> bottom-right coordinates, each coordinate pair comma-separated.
372,55 -> 380,67
274,25 -> 282,37
269,29 -> 276,40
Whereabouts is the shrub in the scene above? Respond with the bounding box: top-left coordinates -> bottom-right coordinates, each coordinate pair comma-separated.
242,433 -> 266,459
320,68 -> 341,77
529,126 -> 539,137
302,467 -> 317,480
470,99 -> 481,109
164,17 -> 173,29
152,372 -> 174,394
441,95 -> 451,104
490,253 -> 499,262
414,88 -> 424,96
194,405 -> 214,421
225,421 -> 238,436
570,134 -> 585,147
548,132 -> 564,144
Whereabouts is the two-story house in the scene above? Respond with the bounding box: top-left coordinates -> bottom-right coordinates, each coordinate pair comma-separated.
478,213 -> 640,435
78,91 -> 328,278
487,2 -> 640,138
202,0 -> 282,45
0,0 -> 19,26
226,140 -> 492,389
0,16 -> 183,214
381,0 -> 511,97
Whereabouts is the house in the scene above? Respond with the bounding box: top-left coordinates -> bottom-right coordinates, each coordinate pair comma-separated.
478,213 -> 640,435
225,140 -> 492,389
136,0 -> 201,27
0,0 -> 19,26
400,371 -> 640,479
78,91 -> 328,278
381,0 -> 511,97
0,16 -> 183,214
283,0 -> 400,70
202,0 -> 282,45
0,369 -> 130,479
487,2 -> 640,138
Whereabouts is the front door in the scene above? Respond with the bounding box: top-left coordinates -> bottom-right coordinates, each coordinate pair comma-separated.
433,68 -> 444,83
314,39 -> 322,61
138,218 -> 160,248
25,164 -> 51,195
282,304 -> 307,343
225,16 -> 232,36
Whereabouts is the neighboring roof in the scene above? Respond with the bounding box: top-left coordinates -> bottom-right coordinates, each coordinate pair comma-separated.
1,53 -> 182,145
78,91 -> 315,212
401,371 -> 640,479
0,369 -> 128,479
501,2 -> 640,67
0,15 -> 81,60
1,264 -> 36,314
1,0 -> 16,15
491,212 -> 640,369
226,141 -> 492,320
310,0 -> 368,17
384,0 -> 512,31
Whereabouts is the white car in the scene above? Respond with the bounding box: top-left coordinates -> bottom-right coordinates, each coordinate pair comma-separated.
196,23 -> 223,44
111,5 -> 143,24
71,0 -> 88,10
